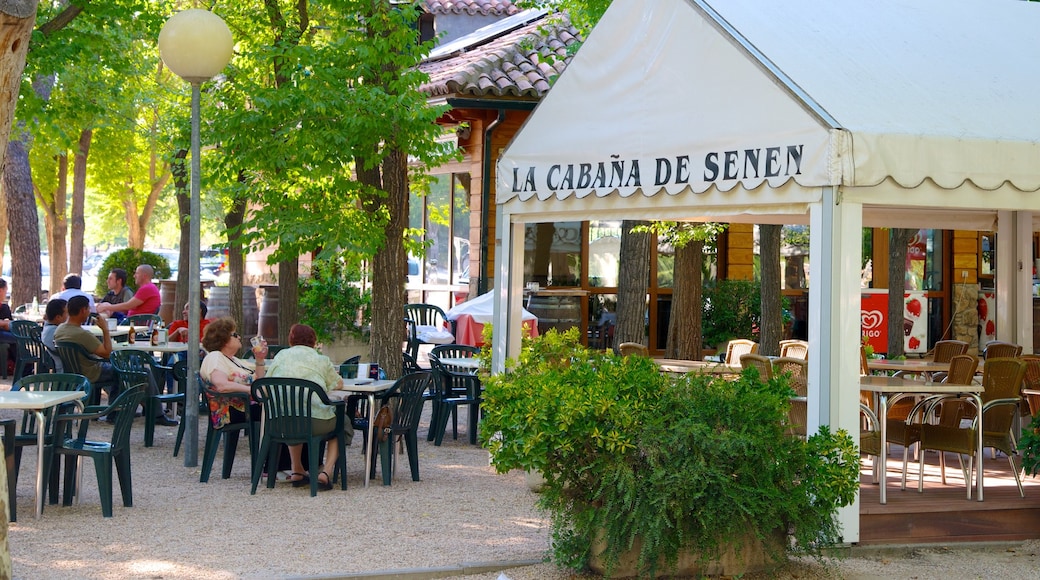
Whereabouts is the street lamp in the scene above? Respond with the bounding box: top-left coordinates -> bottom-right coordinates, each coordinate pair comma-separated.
158,9 -> 233,467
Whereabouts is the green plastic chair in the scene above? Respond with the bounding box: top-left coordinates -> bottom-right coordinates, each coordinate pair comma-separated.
10,373 -> 91,506
109,349 -> 181,448
11,320 -> 48,382
52,341 -> 119,407
373,372 -> 433,485
125,314 -> 163,342
171,359 -> 190,457
250,377 -> 348,497
46,385 -> 146,517
428,355 -> 482,446
199,375 -> 258,483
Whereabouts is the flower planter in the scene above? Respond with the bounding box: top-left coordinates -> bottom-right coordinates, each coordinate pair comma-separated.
588,528 -> 784,578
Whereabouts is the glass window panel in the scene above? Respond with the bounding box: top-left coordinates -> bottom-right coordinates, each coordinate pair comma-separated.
425,175 -> 451,285
657,240 -> 674,288
452,174 -> 471,286
781,225 -> 809,290
524,222 -> 582,287
588,221 -> 621,288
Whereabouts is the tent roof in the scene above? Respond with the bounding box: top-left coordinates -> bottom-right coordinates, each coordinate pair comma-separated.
497,0 -> 1040,218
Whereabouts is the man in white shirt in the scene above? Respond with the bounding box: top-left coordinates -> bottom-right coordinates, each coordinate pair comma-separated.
52,273 -> 96,314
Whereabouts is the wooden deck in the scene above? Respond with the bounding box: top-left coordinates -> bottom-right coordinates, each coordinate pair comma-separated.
858,446 -> 1040,544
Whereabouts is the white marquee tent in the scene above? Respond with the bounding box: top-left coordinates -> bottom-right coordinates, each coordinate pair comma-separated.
490,0 -> 1040,540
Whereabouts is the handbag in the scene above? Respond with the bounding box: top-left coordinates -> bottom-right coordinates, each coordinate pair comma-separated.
373,405 -> 393,442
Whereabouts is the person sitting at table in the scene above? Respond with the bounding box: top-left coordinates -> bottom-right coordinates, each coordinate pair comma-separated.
52,273 -> 96,314
41,298 -> 67,349
265,324 -> 348,491
98,268 -> 135,323
168,301 -> 210,342
54,295 -> 117,400
96,264 -> 160,318
200,317 -> 267,433
0,279 -> 15,374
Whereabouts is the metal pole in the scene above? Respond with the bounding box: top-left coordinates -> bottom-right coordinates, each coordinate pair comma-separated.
184,81 -> 202,467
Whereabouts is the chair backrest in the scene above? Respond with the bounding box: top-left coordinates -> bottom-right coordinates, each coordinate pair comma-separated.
12,373 -> 91,437
109,349 -> 159,394
125,314 -> 162,328
942,353 -> 979,385
778,340 -> 809,360
430,344 -> 480,365
251,377 -> 334,442
1022,355 -> 1040,417
932,340 -> 969,363
383,372 -> 433,431
429,357 -> 480,399
772,357 -> 808,396
984,341 -> 1023,359
979,358 -> 1027,433
617,342 -> 648,357
402,351 -> 422,374
339,355 -> 361,378
53,341 -> 93,376
12,320 -> 47,376
724,339 -> 759,365
108,385 -> 148,452
403,304 -> 448,328
739,353 -> 773,380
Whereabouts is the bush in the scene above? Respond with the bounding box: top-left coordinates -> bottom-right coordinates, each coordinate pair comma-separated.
298,257 -> 371,344
481,329 -> 859,578
94,249 -> 172,296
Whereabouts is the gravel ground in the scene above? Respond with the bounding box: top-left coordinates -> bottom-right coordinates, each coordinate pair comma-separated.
7,384 -> 1040,579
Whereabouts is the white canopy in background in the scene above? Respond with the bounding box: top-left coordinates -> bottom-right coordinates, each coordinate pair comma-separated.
491,0 -> 1040,542
446,290 -> 536,324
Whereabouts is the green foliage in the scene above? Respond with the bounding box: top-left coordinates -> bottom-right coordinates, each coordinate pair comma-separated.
702,279 -> 762,348
1018,414 -> 1040,478
481,331 -> 859,577
94,249 -> 171,296
298,257 -> 371,344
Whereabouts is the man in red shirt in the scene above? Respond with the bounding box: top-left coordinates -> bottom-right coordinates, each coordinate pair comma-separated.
97,264 -> 161,317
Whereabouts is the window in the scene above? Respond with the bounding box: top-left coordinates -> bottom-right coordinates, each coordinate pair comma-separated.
408,172 -> 471,307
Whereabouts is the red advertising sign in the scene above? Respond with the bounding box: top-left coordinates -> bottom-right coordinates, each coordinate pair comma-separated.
861,292 -> 888,355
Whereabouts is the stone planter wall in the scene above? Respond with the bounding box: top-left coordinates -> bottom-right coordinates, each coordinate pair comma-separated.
588,528 -> 784,578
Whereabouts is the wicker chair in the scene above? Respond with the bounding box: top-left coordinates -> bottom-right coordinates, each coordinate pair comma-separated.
617,342 -> 648,357
927,340 -> 969,382
778,339 -> 809,360
724,339 -> 758,365
739,353 -> 772,380
916,357 -> 1027,498
983,341 -> 1023,359
773,357 -> 808,437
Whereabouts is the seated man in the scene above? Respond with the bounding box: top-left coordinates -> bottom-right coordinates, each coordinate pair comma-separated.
52,273 -> 96,314
54,295 -> 117,400
96,264 -> 160,318
98,268 -> 135,322
42,298 -> 68,372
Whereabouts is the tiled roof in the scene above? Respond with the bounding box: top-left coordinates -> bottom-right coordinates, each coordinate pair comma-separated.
419,14 -> 581,100
424,0 -> 519,16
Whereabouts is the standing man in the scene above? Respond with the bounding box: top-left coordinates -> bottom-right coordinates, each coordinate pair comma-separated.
97,264 -> 161,317
54,296 -> 117,399
52,273 -> 96,314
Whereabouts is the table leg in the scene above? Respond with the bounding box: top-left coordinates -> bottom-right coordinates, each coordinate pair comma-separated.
973,393 -> 984,502
364,393 -> 376,488
879,394 -> 889,505
33,410 -> 45,518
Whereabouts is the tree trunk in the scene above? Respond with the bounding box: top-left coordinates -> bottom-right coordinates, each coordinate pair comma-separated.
0,4 -> 38,574
758,224 -> 782,357
69,128 -> 90,274
363,148 -> 407,381
665,240 -> 704,360
226,196 -> 245,335
277,258 -> 298,346
172,149 -> 189,313
44,153 -> 67,295
4,137 -> 41,305
614,220 -> 651,348
887,229 -> 913,357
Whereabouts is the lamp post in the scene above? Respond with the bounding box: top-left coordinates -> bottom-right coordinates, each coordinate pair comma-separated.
158,10 -> 233,467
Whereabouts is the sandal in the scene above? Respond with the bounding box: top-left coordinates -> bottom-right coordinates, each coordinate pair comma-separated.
317,471 -> 333,492
289,472 -> 310,487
